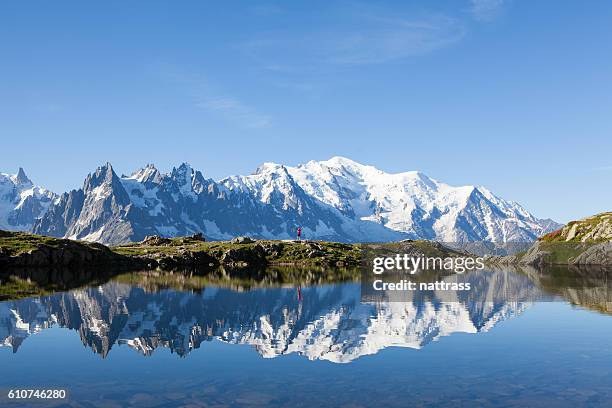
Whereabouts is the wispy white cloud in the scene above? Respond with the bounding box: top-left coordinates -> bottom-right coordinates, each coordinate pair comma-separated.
469,0 -> 507,22
328,16 -> 466,65
241,11 -> 466,69
155,63 -> 271,129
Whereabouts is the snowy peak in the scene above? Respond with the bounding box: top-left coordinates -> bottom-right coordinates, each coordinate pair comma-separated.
0,168 -> 56,231
171,162 -> 193,180
283,158 -> 559,243
253,161 -> 289,176
128,164 -> 162,184
288,157 -> 443,219
222,162 -> 307,212
168,162 -> 209,197
81,163 -> 130,205
50,163 -> 135,243
12,167 -> 32,186
83,163 -> 119,191
315,155 -> 380,176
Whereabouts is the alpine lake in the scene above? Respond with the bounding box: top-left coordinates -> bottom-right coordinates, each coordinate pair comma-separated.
1,264 -> 611,408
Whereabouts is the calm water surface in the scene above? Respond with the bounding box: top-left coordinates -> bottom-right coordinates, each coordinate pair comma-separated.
1,267 -> 611,407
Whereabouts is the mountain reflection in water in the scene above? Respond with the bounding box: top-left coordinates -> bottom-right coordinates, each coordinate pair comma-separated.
0,266 -> 610,363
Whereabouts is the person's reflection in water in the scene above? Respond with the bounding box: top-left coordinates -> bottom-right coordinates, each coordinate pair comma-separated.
297,286 -> 303,319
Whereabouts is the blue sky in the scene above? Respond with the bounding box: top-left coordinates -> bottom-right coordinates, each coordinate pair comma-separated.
1,0 -> 610,223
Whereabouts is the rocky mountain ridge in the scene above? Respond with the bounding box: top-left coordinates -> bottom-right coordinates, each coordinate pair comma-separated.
0,168 -> 56,231
1,158 -> 560,245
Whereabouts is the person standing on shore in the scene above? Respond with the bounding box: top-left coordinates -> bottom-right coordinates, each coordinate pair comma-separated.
297,226 -> 302,241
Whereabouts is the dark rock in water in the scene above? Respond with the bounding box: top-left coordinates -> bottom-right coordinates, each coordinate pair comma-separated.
231,236 -> 255,244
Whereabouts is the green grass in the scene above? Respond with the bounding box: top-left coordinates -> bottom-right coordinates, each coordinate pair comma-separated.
0,230 -> 112,257
363,240 -> 470,259
114,239 -> 253,256
2,232 -> 471,268
113,238 -> 363,266
536,241 -> 591,264
0,231 -> 68,256
268,241 -> 361,265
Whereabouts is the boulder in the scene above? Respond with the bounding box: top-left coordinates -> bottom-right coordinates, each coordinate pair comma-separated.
231,236 -> 255,244
141,235 -> 171,246
518,241 -> 550,266
222,244 -> 266,266
571,242 -> 612,265
260,242 -> 283,257
189,232 -> 206,242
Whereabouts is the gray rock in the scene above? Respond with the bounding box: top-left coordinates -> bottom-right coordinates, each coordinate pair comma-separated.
571,241 -> 612,265
231,236 -> 255,244
141,235 -> 171,246
222,244 -> 266,266
189,232 -> 205,241
519,241 -> 550,266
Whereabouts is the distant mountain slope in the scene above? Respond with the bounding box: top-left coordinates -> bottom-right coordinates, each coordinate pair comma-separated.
0,168 -> 56,231
0,157 -> 558,245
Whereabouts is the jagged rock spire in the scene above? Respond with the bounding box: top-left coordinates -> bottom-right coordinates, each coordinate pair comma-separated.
130,163 -> 162,184
83,162 -> 120,192
13,167 -> 32,185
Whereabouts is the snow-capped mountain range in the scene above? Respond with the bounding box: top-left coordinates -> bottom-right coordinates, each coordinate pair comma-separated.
0,270 -> 536,362
0,157 -> 559,245
0,168 -> 56,231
